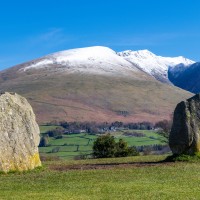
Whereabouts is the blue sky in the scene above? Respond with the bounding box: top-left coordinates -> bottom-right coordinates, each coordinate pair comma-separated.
0,0 -> 200,69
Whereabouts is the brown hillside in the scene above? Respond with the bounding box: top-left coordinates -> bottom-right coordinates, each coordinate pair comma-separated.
0,65 -> 192,124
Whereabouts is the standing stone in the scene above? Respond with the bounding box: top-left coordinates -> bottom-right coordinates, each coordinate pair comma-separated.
169,94 -> 200,155
0,92 -> 41,172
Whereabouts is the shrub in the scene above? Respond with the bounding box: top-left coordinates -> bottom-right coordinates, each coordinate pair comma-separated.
39,135 -> 49,147
93,134 -> 139,158
115,139 -> 139,157
155,119 -> 172,139
47,127 -> 65,137
93,134 -> 116,158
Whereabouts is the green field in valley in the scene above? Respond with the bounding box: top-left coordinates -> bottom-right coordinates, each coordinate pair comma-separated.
1,155 -> 200,199
40,125 -> 61,134
39,126 -> 167,160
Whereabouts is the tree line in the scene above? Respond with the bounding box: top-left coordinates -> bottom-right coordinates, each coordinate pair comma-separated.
40,119 -> 172,148
46,120 -> 171,132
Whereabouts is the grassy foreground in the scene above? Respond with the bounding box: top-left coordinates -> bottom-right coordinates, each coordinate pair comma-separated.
0,155 -> 200,199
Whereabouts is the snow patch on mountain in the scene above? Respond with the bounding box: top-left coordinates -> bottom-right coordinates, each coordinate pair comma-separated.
21,46 -> 195,82
118,49 -> 195,82
22,46 -> 140,77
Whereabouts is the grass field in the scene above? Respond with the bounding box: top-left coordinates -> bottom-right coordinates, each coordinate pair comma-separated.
39,127 -> 167,160
40,125 -> 61,134
1,155 -> 200,199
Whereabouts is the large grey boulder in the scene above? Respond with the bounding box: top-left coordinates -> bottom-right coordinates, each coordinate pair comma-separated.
0,92 -> 41,172
169,94 -> 200,155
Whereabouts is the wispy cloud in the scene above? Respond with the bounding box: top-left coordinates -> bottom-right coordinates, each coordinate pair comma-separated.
0,28 -> 79,69
28,28 -> 76,48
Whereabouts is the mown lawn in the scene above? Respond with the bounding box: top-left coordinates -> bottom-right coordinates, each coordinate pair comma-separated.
0,155 -> 200,199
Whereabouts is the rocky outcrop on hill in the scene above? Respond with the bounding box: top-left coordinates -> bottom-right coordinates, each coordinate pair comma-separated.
0,92 -> 41,172
169,94 -> 200,155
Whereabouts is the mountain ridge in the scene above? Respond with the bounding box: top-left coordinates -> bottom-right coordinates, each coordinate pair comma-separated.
118,49 -> 195,83
0,46 -> 193,124
13,46 -> 194,84
169,62 -> 200,93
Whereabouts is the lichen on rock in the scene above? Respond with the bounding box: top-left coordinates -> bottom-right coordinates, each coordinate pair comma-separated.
0,92 -> 41,172
169,94 -> 200,155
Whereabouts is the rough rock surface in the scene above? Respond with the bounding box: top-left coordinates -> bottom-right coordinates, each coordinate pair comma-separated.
169,94 -> 200,155
0,92 -> 41,172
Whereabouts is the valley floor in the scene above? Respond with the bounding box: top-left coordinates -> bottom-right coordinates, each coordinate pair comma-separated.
39,126 -> 166,160
0,155 -> 199,199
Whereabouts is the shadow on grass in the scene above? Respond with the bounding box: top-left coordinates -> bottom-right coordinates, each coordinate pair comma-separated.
48,153 -> 200,171
48,159 -> 175,171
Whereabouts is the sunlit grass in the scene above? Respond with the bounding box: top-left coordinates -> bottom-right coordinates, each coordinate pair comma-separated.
0,155 -> 200,199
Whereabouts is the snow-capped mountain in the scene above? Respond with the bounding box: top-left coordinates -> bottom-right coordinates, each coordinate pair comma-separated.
20,46 -> 195,84
118,49 -> 195,83
0,46 -> 193,123
22,46 -> 141,78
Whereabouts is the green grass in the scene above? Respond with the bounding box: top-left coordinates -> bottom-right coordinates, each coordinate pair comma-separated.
1,155 -> 200,199
165,153 -> 200,162
39,125 -> 61,134
39,128 -> 167,160
112,130 -> 165,145
50,136 -> 90,146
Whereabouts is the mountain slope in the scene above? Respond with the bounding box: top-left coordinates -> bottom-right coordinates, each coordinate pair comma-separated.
21,46 -> 140,77
0,46 -> 193,124
118,50 -> 194,83
169,62 -> 200,93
